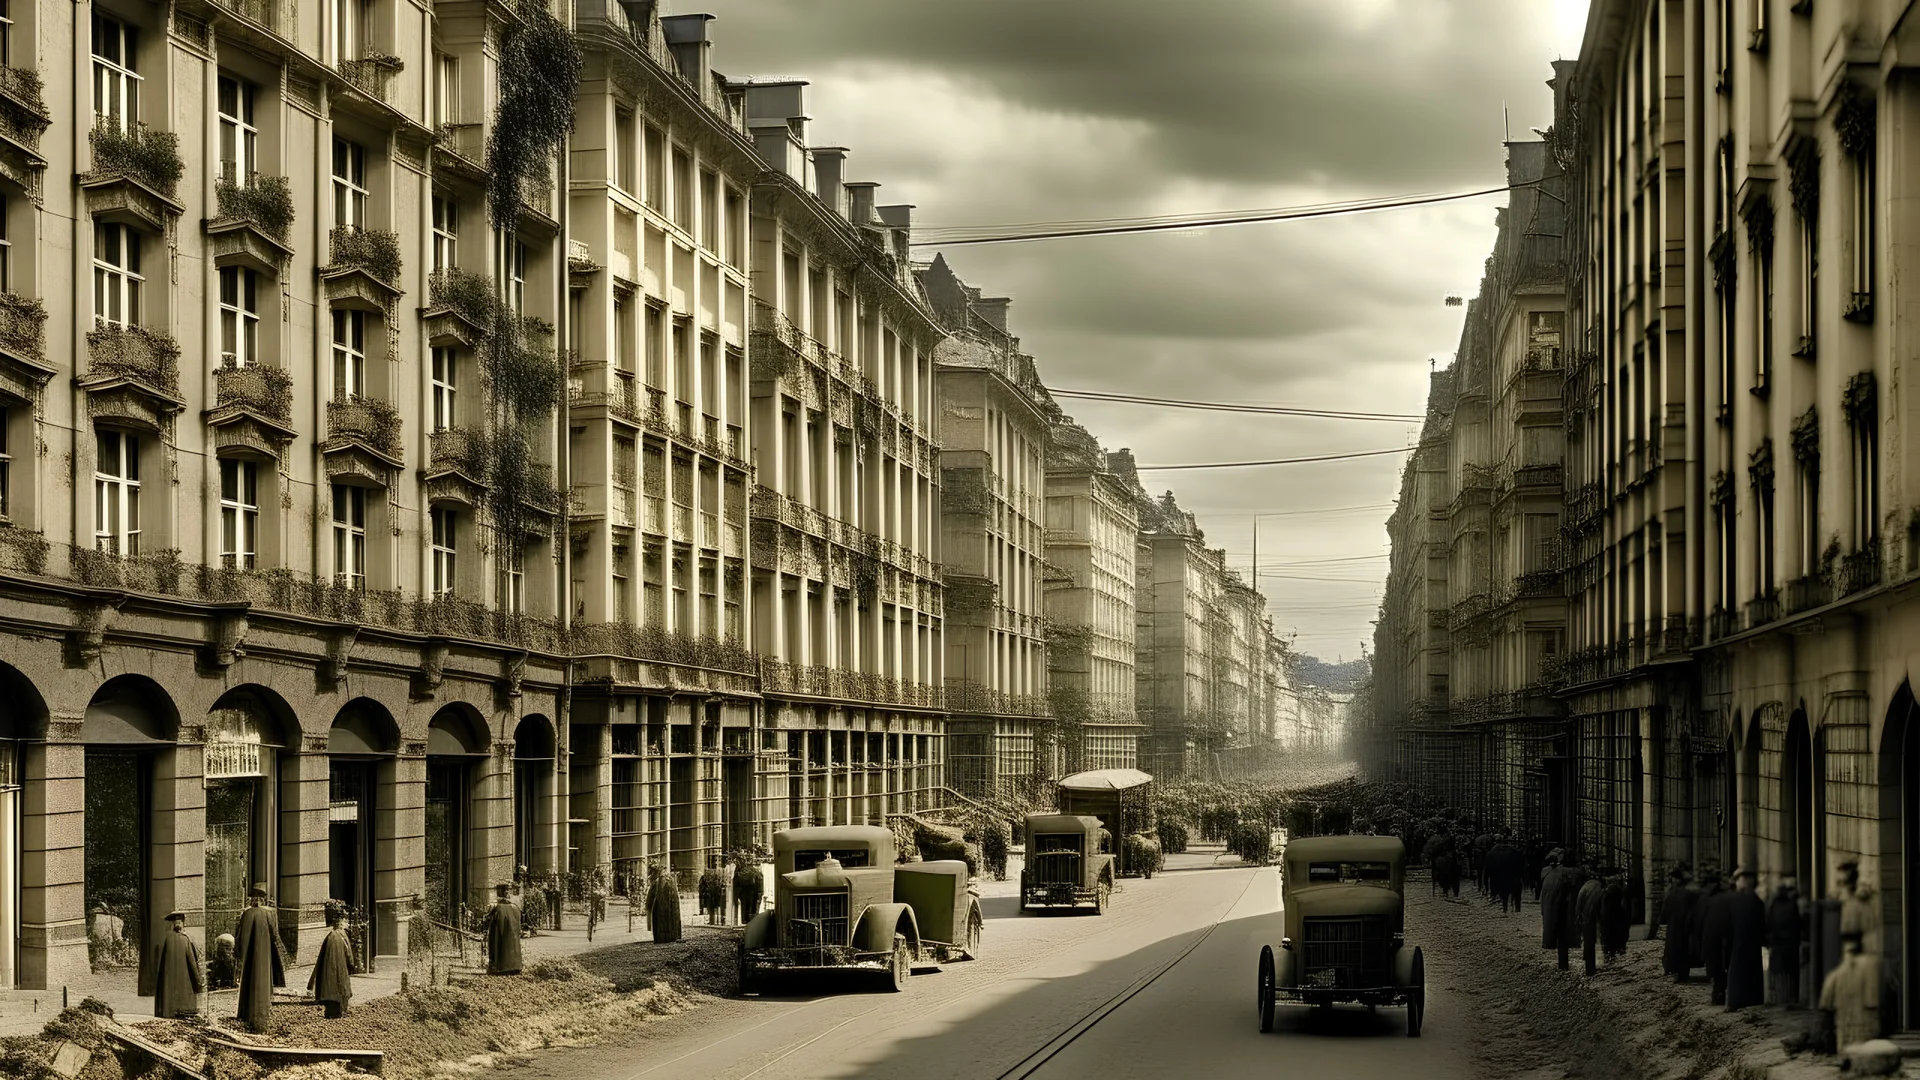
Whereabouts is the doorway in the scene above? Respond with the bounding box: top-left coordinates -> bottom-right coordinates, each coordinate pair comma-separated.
83,750 -> 151,984
328,759 -> 376,965
425,760 -> 470,925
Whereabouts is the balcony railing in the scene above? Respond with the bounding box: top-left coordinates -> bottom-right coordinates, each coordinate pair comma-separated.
1746,591 -> 1781,630
212,0 -> 288,31
88,120 -> 183,197
1707,606 -> 1739,641
1784,574 -> 1832,615
0,293 -> 46,363
426,268 -> 496,330
326,226 -> 402,288
326,396 -> 403,459
427,426 -> 488,478
337,55 -> 404,103
213,364 -> 292,423
213,174 -> 295,243
86,323 -> 180,397
0,66 -> 49,151
1838,547 -> 1882,597
759,660 -> 944,709
944,680 -> 1048,717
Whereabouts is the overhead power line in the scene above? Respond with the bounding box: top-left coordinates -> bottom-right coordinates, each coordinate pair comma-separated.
1052,388 -> 1422,423
1137,446 -> 1416,470
909,182 -> 1532,247
1188,502 -> 1396,518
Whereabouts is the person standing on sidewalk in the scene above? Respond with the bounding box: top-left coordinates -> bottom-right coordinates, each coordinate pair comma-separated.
1689,867 -> 1725,977
1540,849 -> 1577,970
1576,868 -> 1607,975
1654,863 -> 1698,982
1701,871 -> 1735,1005
1488,837 -> 1524,914
1600,868 -> 1631,964
1767,873 -> 1806,1007
1724,866 -> 1767,1010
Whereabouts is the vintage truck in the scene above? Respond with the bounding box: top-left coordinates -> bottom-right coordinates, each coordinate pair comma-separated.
738,825 -> 983,994
1019,813 -> 1114,914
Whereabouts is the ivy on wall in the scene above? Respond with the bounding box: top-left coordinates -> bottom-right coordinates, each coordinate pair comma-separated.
485,6 -> 582,226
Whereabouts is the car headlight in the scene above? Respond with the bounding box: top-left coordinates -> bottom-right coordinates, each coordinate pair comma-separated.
1280,937 -> 1292,949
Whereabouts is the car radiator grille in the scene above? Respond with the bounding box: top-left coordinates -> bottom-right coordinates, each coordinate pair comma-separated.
788,892 -> 850,947
1031,853 -> 1081,887
1300,915 -> 1391,988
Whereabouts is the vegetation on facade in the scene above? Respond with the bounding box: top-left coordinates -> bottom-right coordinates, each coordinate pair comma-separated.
486,5 -> 581,225
88,120 -> 183,195
214,173 -> 296,243
328,225 -> 403,286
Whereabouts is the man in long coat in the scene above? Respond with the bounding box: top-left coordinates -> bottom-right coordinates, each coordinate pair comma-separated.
1723,867 -> 1767,1010
1654,864 -> 1698,981
152,911 -> 203,1019
1473,831 -> 1496,895
1576,868 -> 1607,975
1540,849 -> 1576,970
1820,932 -> 1882,1050
486,883 -> 523,975
309,901 -> 354,1019
234,884 -> 286,1032
1689,869 -> 1725,972
1488,839 -> 1524,914
1767,873 -> 1805,1007
1600,869 -> 1631,963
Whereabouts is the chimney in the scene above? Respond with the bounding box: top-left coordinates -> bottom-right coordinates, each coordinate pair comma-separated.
743,82 -> 811,181
876,204 -> 913,230
845,181 -> 878,225
812,147 -> 848,214
973,296 -> 1010,333
660,15 -> 715,91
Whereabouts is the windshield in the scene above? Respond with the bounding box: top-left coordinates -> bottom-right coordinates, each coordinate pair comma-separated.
1299,861 -> 1394,884
1033,834 -> 1083,855
792,848 -> 871,870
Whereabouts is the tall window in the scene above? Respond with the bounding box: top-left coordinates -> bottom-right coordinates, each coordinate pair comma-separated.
1756,477 -> 1776,595
332,138 -> 367,230
431,347 -> 457,431
217,75 -> 258,185
671,147 -> 692,231
499,548 -> 524,615
94,430 -> 141,555
0,190 -> 14,291
92,224 -> 143,327
613,296 -> 633,374
611,544 -> 631,623
331,483 -> 366,588
434,54 -> 459,128
430,507 -> 457,597
0,404 -> 11,521
645,303 -> 666,388
0,1 -> 13,66
1849,143 -> 1875,318
1755,235 -> 1774,388
1716,501 -> 1737,613
219,267 -> 260,368
643,125 -> 664,209
700,169 -> 719,249
92,13 -> 139,131
332,309 -> 366,399
330,0 -> 371,64
672,317 -> 691,403
220,459 -> 259,569
1850,377 -> 1880,550
432,195 -> 457,272
506,241 -> 525,314
614,108 -> 635,192
1798,462 -> 1820,578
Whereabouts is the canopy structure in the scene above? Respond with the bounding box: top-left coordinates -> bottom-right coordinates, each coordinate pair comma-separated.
1057,768 -> 1153,792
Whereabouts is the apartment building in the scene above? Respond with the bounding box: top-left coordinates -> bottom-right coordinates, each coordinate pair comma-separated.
1043,418 -> 1141,773
921,257 -> 1053,798
738,83 -> 948,834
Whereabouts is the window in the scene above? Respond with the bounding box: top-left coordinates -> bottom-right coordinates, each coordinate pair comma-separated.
1755,232 -> 1774,389
612,544 -> 631,623
502,239 -> 526,314
219,267 -> 260,368
0,191 -> 12,291
330,0 -> 371,64
92,13 -> 139,131
431,195 -> 457,272
1850,379 -> 1879,550
331,484 -> 366,589
332,309 -> 366,399
431,507 -> 458,597
498,548 -> 524,615
92,224 -> 143,327
332,138 -> 367,231
220,459 -> 259,569
643,125 -> 664,209
1756,477 -> 1776,594
0,1 -> 12,67
671,147 -> 692,230
1849,146 -> 1875,318
1798,462 -> 1819,578
434,54 -> 459,128
613,296 -> 633,374
217,75 -> 258,185
1717,286 -> 1735,412
1716,502 -> 1738,612
672,317 -> 692,403
726,186 -> 744,268
614,108 -> 635,192
94,430 -> 141,556
0,404 -> 10,521
700,169 -> 719,249
645,303 -> 666,388
431,347 -> 457,431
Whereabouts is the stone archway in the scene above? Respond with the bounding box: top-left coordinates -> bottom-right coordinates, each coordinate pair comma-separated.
425,704 -> 490,924
203,686 -> 297,944
1880,684 -> 1919,1028
328,698 -> 399,967
82,675 -> 180,995
513,715 -> 557,881
0,661 -> 46,989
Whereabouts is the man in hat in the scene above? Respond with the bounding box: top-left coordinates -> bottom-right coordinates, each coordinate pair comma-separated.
1724,866 -> 1767,1010
1600,868 -> 1631,964
486,883 -> 522,976
1540,848 -> 1576,970
1699,868 -> 1735,1005
309,900 -> 354,1019
152,911 -> 203,1019
234,884 -> 286,1032
1654,863 -> 1699,982
1767,871 -> 1806,1007
1575,865 -> 1607,976
1689,867 -> 1725,975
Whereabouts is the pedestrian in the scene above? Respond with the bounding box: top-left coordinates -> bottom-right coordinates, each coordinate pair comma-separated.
486,883 -> 523,975
152,911 -> 203,1019
309,900 -> 353,1018
234,884 -> 286,1033
1767,872 -> 1805,1008
1432,850 -> 1461,898
1699,870 -> 1736,1006
1600,869 -> 1630,964
1688,868 -> 1725,974
1540,848 -> 1576,970
1489,840 -> 1524,914
1576,868 -> 1607,976
1474,831 -> 1496,895
1654,864 -> 1698,982
1722,866 -> 1766,1010
1819,932 -> 1882,1050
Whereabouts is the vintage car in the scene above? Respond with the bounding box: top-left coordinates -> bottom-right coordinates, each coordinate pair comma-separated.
1256,834 -> 1426,1037
1019,813 -> 1114,914
738,825 -> 982,994
1057,768 -> 1156,878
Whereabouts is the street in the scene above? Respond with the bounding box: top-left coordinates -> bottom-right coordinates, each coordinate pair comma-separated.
480,856 -> 1486,1080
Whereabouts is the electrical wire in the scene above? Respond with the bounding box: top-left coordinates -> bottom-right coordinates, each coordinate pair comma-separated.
909,182 -> 1533,247
1136,446 -> 1415,470
1053,388 -> 1423,423
1187,502 -> 1397,518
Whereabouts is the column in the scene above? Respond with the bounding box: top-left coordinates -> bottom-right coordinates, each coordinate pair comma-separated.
21,714 -> 85,989
279,737 -> 332,966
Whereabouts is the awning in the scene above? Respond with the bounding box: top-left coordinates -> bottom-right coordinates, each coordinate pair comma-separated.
1057,768 -> 1153,792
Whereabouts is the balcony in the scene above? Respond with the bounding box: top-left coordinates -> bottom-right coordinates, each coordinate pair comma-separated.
1838,547 -> 1882,597
1745,591 -> 1781,631
0,293 -> 49,398
427,426 -> 489,479
208,364 -> 295,455
758,660 -> 945,710
1707,606 -> 1739,641
207,174 -> 295,273
0,66 -> 50,159
424,268 -> 495,347
1784,574 -> 1832,615
83,122 -> 185,230
337,55 -> 404,105
81,324 -> 183,429
322,227 -> 403,310
324,397 -> 403,484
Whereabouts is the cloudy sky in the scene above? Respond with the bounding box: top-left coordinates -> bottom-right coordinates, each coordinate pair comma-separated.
687,0 -> 1591,660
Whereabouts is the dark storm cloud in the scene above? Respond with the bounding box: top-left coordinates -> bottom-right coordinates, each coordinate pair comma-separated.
691,0 -> 1565,190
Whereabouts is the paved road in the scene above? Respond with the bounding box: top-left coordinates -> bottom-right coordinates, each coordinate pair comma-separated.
485,859 -> 1488,1080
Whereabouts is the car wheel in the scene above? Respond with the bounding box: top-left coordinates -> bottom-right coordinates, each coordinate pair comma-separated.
887,933 -> 910,992
1258,947 -> 1276,1033
1406,947 -> 1425,1038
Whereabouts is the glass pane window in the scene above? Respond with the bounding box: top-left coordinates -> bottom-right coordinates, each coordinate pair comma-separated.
431,347 -> 457,431
430,507 -> 457,597
217,74 -> 258,186
331,483 -> 366,588
432,195 -> 457,273
93,429 -> 141,556
0,1 -> 12,68
499,549 -> 524,615
332,309 -> 366,400
434,54 -> 459,128
92,13 -> 140,131
332,138 -> 367,230
0,403 -> 11,521
92,224 -> 143,327
330,0 -> 370,64
219,267 -> 260,368
219,458 -> 259,570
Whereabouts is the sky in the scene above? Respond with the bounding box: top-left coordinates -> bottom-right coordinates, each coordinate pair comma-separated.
684,0 -> 1593,660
